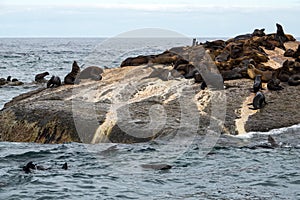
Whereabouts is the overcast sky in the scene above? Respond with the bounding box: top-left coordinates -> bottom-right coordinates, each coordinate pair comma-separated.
0,0 -> 299,37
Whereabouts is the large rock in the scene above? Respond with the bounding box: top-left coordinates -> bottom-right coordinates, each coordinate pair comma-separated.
1,41 -> 300,143
0,64 -> 215,143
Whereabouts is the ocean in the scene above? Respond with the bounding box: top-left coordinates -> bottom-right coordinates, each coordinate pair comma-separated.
0,38 -> 300,199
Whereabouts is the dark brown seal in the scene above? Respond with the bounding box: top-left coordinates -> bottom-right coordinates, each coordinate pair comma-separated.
35,72 -> 49,82
253,75 -> 263,93
267,73 -> 284,90
64,61 -> 80,84
249,91 -> 267,110
141,164 -> 172,170
47,76 -> 61,88
284,49 -> 295,57
288,74 -> 300,86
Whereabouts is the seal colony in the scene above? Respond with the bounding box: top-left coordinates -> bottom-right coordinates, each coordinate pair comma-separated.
0,23 -> 300,143
119,23 -> 300,89
119,23 -> 299,112
3,23 -> 298,91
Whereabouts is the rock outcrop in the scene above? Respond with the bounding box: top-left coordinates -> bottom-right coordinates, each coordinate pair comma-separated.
0,24 -> 300,144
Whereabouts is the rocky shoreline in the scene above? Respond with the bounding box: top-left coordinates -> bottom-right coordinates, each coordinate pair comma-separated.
0,24 -> 300,144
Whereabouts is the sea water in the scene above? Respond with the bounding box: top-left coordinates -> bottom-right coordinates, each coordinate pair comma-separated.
0,38 -> 299,199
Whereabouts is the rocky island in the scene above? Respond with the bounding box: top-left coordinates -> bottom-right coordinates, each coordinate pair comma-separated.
0,24 -> 299,144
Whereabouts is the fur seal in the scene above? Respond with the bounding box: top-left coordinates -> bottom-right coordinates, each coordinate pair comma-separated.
252,28 -> 265,37
174,64 -> 199,79
253,75 -> 263,93
268,135 -> 279,148
174,58 -> 189,69
249,91 -> 267,110
0,78 -> 6,86
292,45 -> 300,59
47,76 -> 61,88
62,162 -> 68,170
23,161 -> 36,173
121,55 -> 149,67
247,64 -> 272,82
221,68 -> 244,80
194,72 -> 203,83
284,49 -> 295,57
267,77 -> 283,90
275,23 -> 288,43
200,81 -> 207,90
6,76 -> 24,86
64,61 -> 80,84
77,66 -> 103,81
141,164 -> 172,170
288,74 -> 300,86
35,72 -> 49,82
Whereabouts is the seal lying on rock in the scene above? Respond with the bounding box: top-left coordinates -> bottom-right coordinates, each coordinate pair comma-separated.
284,49 -> 295,57
226,28 -> 265,43
35,72 -> 49,83
64,61 -> 80,84
267,77 -> 284,90
247,64 -> 272,82
121,55 -> 149,67
47,76 -> 61,88
249,91 -> 267,110
6,76 -> 24,86
288,74 -> 300,86
292,45 -> 300,59
77,66 -> 103,81
0,78 -> 6,86
174,64 -> 199,79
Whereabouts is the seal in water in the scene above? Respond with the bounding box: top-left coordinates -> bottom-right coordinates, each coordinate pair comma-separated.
23,161 -> 36,173
268,135 -> 279,148
249,91 -> 267,110
141,164 -> 172,170
248,135 -> 279,149
35,72 -> 49,82
253,75 -> 262,93
62,162 -> 68,170
47,76 -> 61,88
64,61 -> 80,84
